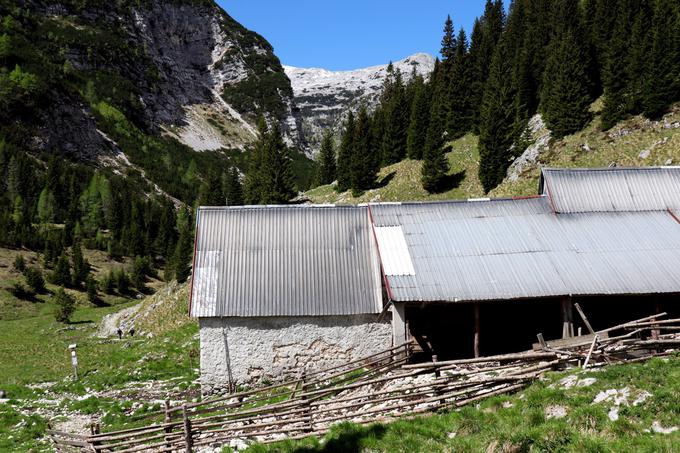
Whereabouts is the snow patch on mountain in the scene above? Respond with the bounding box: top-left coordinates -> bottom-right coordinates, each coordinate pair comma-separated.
285,53 -> 435,153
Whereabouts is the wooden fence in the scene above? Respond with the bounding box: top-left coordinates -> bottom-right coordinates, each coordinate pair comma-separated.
48,313 -> 680,452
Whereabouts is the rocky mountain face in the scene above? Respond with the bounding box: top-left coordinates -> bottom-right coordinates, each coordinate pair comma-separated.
11,0 -> 306,163
285,53 -> 435,152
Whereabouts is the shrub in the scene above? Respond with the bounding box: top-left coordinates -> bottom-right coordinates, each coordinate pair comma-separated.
13,254 -> 26,272
10,282 -> 33,300
86,275 -> 98,303
50,253 -> 71,287
53,287 -> 75,323
23,267 -> 45,293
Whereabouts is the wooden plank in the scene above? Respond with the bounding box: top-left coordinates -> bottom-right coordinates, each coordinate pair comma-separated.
473,303 -> 481,358
574,303 -> 595,334
582,334 -> 599,369
402,352 -> 557,369
532,332 -> 609,351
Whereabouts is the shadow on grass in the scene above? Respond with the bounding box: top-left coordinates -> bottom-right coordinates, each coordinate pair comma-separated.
429,170 -> 466,194
375,171 -> 396,189
292,424 -> 387,453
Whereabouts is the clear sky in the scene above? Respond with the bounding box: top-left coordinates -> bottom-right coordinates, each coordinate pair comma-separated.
216,1 -> 488,70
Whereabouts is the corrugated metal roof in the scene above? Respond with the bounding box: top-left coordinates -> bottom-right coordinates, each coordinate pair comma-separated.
190,205 -> 383,317
370,197 -> 680,302
540,167 -> 680,213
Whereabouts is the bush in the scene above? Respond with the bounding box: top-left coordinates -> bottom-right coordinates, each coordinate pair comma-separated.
86,275 -> 98,303
13,254 -> 26,272
102,270 -> 116,295
23,267 -> 45,293
10,282 -> 33,300
53,287 -> 75,323
50,253 -> 71,287
114,268 -> 130,294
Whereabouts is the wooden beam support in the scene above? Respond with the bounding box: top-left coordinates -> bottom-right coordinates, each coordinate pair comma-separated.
574,302 -> 595,335
473,303 -> 480,358
560,297 -> 574,339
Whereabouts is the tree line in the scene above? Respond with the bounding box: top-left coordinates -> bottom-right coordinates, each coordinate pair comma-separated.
316,0 -> 680,194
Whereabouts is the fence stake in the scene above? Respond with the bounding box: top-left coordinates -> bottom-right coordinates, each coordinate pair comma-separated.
182,404 -> 193,453
164,400 -> 172,452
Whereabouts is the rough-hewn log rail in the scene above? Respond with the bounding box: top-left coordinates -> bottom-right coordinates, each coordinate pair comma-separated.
48,315 -> 678,452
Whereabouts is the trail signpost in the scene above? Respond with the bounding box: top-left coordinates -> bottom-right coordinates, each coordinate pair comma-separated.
69,343 -> 79,380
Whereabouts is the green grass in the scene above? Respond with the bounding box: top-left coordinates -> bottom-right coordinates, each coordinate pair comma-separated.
244,356 -> 680,453
306,102 -> 680,204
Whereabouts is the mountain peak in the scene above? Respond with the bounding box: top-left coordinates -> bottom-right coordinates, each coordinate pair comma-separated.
284,53 -> 435,153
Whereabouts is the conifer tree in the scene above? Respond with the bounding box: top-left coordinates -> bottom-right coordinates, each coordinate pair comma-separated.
478,38 -> 517,193
51,253 -> 71,287
336,111 -> 355,192
446,28 -> 475,137
171,207 -> 193,284
406,75 -> 430,160
71,241 -> 90,287
351,105 -> 378,192
243,116 -> 268,204
318,130 -> 337,185
641,0 -> 679,118
262,123 -> 295,204
422,70 -> 450,193
86,275 -> 98,303
37,187 -> 56,223
540,1 -> 593,138
54,287 -> 75,324
601,2 -> 632,130
197,170 -> 223,207
440,15 -> 457,62
381,69 -> 409,164
223,166 -> 244,206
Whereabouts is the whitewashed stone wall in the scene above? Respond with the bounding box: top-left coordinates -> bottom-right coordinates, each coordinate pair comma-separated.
199,315 -> 392,393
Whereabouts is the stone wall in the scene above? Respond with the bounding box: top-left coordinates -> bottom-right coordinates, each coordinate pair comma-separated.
198,314 -> 392,393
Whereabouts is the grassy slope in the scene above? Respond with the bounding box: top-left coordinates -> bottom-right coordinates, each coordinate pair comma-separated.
305,103 -> 680,203
246,356 -> 680,453
0,247 -> 199,451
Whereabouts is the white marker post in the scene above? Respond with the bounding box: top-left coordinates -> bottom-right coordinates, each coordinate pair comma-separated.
68,344 -> 79,380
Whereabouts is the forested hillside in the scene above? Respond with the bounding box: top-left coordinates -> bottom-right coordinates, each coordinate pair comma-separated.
0,0 -> 315,311
313,0 -> 680,197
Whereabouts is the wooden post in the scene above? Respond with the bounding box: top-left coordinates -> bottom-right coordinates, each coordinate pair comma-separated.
583,334 -> 599,369
651,303 -> 661,341
164,400 -> 172,451
182,404 -> 193,453
473,303 -> 480,358
300,373 -> 313,433
560,297 -> 574,339
574,303 -> 595,335
536,333 -> 547,350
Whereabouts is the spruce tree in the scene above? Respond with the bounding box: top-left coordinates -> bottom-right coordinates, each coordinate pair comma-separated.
336,111 -> 355,192
381,70 -> 409,164
54,287 -> 75,324
422,70 -> 450,193
641,0 -> 679,118
318,130 -> 337,185
440,15 -> 457,62
51,253 -> 71,287
446,28 -> 475,138
262,123 -> 295,204
601,2 -> 633,130
243,116 -> 268,204
71,241 -> 90,287
406,75 -> 431,160
86,275 -> 98,303
223,166 -> 244,206
478,38 -> 517,193
172,208 -> 193,284
197,170 -> 223,207
351,105 -> 378,192
540,2 -> 593,139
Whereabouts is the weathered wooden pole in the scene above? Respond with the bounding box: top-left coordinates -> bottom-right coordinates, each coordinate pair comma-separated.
574,302 -> 595,335
560,297 -> 574,339
164,400 -> 172,451
182,404 -> 193,453
473,303 -> 481,358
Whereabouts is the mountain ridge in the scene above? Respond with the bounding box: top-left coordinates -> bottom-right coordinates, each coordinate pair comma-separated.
284,53 -> 435,153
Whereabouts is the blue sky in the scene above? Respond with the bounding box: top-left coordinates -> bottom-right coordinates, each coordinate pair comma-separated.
217,1 -> 488,70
